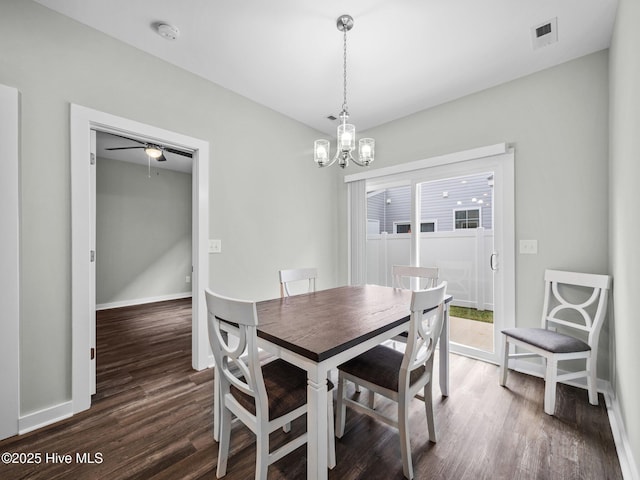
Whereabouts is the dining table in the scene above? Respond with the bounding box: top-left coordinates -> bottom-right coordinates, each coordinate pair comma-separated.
215,284 -> 452,480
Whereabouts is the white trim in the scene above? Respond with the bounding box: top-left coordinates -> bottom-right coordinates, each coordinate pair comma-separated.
71,105 -> 210,415
96,292 -> 192,311
605,391 -> 640,480
18,401 -> 73,435
0,84 -> 20,441
344,143 -> 508,183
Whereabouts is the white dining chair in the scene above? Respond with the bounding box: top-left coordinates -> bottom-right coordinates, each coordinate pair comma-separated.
389,265 -> 440,352
335,282 -> 447,480
279,267 -> 317,297
205,289 -> 335,479
280,265 -> 355,399
500,269 -> 612,415
392,265 -> 440,291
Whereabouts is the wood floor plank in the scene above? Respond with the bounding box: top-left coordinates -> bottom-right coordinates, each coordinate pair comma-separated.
0,298 -> 623,479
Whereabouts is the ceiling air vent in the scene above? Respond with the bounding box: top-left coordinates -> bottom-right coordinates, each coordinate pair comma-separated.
326,115 -> 337,121
531,17 -> 558,50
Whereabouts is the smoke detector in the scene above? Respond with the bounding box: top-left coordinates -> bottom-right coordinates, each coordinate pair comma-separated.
531,18 -> 558,50
155,23 -> 180,41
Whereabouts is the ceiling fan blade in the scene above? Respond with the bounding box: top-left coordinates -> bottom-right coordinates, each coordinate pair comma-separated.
156,152 -> 167,162
105,146 -> 146,151
103,133 -> 147,145
163,147 -> 193,158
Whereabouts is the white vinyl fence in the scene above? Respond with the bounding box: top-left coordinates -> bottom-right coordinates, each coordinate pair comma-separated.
366,228 -> 494,311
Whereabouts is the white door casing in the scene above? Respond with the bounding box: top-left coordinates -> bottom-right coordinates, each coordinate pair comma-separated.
71,105 -> 211,414
0,84 -> 20,440
89,130 -> 97,395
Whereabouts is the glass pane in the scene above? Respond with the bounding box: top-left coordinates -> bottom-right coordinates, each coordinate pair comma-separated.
417,172 -> 495,354
366,185 -> 412,286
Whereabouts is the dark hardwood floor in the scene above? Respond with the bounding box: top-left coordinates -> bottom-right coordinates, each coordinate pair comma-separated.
0,298 -> 622,479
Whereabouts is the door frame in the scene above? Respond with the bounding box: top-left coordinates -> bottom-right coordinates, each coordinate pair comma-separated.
0,84 -> 20,440
70,105 -> 211,414
346,143 -> 515,364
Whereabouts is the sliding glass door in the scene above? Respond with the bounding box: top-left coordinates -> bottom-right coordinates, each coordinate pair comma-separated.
351,147 -> 515,364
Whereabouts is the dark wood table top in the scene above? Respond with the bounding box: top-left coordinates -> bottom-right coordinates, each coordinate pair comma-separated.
255,284 -> 414,362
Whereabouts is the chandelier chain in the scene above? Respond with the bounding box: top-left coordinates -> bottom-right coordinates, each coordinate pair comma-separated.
342,25 -> 348,114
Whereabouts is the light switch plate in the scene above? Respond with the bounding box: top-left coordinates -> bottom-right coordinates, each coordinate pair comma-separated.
209,239 -> 222,254
519,239 -> 538,254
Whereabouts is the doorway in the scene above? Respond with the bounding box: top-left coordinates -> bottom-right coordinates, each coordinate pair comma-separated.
70,105 -> 211,414
366,172 -> 496,355
348,144 -> 515,364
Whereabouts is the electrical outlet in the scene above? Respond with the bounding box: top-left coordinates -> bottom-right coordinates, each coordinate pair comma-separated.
519,239 -> 538,255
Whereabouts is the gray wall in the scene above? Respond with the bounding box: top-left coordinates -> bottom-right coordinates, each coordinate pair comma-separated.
610,0 -> 640,471
339,51 -> 610,377
1,0 -> 339,416
96,158 -> 192,306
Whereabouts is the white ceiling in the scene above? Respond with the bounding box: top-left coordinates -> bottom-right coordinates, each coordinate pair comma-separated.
35,0 -> 617,137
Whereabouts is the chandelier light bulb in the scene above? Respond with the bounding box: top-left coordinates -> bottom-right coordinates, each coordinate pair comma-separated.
314,139 -> 331,166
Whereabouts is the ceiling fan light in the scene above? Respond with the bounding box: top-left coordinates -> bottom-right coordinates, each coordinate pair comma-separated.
145,146 -> 163,158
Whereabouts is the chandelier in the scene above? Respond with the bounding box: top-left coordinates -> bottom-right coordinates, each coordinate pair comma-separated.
314,15 -> 375,169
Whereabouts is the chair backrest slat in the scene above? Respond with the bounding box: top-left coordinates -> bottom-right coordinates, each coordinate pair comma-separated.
205,289 -> 267,409
540,270 -> 611,346
392,265 -> 439,291
401,282 -> 447,380
279,267 -> 317,297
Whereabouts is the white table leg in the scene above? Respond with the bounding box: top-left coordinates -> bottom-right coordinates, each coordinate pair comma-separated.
307,369 -> 328,480
439,303 -> 450,396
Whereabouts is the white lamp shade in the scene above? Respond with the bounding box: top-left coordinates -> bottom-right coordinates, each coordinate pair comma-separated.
314,139 -> 331,166
337,123 -> 355,151
145,147 -> 163,158
359,138 -> 375,165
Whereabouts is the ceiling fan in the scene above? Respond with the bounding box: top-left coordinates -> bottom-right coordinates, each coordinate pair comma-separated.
105,136 -> 192,162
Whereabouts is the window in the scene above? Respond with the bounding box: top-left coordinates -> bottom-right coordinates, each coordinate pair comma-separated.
454,208 -> 481,229
393,221 -> 437,234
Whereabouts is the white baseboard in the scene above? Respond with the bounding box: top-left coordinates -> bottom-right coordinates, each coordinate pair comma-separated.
19,401 -> 73,435
96,292 -> 192,311
604,390 -> 640,480
509,359 -> 638,480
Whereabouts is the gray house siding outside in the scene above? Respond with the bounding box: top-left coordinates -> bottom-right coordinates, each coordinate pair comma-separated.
367,172 -> 494,234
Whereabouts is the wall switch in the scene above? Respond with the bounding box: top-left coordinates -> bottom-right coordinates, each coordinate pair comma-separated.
519,239 -> 538,254
209,239 -> 222,254
185,275 -> 191,283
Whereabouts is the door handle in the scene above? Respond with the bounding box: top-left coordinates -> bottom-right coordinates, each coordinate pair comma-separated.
490,253 -> 497,271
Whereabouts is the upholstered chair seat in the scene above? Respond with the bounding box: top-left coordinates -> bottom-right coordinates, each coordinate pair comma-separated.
230,358 -> 334,419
